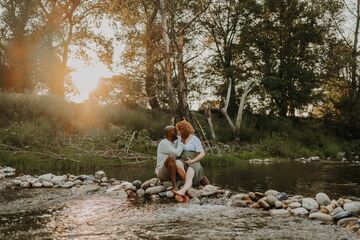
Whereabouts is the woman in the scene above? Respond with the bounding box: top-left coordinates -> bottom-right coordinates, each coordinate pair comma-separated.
175,120 -> 208,197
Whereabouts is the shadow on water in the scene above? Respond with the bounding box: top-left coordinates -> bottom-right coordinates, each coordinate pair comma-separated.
1,156 -> 360,198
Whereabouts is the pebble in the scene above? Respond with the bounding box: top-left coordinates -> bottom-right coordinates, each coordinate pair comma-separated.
275,201 -> 283,209
141,178 -> 160,189
331,207 -> 344,216
145,186 -> 165,195
95,170 -> 106,179
337,217 -> 359,227
333,211 -> 352,221
32,182 -> 42,188
132,180 -> 142,189
42,181 -> 54,188
290,207 -> 309,217
289,202 -> 302,209
259,199 -> 271,210
265,195 -> 278,206
264,190 -> 279,196
136,189 -> 145,198
302,198 -> 319,210
276,192 -> 288,201
20,182 -> 30,188
309,212 -> 333,223
316,192 -> 331,206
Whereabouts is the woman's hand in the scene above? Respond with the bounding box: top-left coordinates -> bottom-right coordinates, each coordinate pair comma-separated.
184,158 -> 194,165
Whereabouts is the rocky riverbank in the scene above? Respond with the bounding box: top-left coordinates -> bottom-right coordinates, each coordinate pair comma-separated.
1,167 -> 360,239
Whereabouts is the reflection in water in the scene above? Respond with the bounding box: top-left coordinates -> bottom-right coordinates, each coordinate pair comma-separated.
1,157 -> 360,198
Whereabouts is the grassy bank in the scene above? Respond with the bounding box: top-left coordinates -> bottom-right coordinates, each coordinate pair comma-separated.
0,93 -> 358,164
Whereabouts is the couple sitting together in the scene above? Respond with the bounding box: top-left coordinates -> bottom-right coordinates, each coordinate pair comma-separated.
156,120 -> 210,202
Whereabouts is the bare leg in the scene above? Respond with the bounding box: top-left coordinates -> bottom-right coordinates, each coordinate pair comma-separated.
200,176 -> 210,186
164,156 -> 177,191
176,167 -> 194,196
175,160 -> 186,180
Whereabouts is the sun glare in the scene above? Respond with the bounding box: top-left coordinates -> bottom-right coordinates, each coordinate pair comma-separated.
70,61 -> 112,103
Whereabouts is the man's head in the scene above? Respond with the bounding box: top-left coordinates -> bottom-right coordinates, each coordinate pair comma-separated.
164,125 -> 177,142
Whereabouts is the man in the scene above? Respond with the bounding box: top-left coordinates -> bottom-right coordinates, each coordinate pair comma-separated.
156,125 -> 186,192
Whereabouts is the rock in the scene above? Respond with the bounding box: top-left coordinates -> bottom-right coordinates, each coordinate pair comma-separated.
316,192 -> 331,206
331,207 -> 344,216
75,180 -> 83,185
145,186 -> 165,195
275,201 -> 283,209
308,156 -> 320,161
325,205 -> 334,214
166,191 -> 174,198
161,181 -> 173,189
250,203 -> 261,209
0,174 -> 4,179
100,177 -> 108,182
302,198 -> 319,210
290,207 -> 309,217
32,182 -> 42,188
136,189 -> 145,198
243,194 -> 252,201
75,185 -> 100,195
51,176 -> 66,186
200,185 -> 219,196
126,190 -> 137,198
270,209 -> 290,217
276,192 -> 288,201
337,198 -> 345,207
249,192 -> 257,201
259,199 -> 271,210
2,167 -> 15,172
187,188 -> 201,198
150,194 -> 161,203
12,179 -> 22,186
255,192 -> 265,198
38,173 -> 53,182
119,181 -> 136,191
84,180 -> 94,185
265,195 -> 278,206
95,170 -> 106,179
62,181 -> 75,188
141,178 -> 160,189
337,217 -> 359,227
230,200 -> 248,208
100,182 -> 109,186
132,180 -> 142,189
42,181 -> 54,188
309,212 -> 333,223
320,206 -> 329,214
333,211 -> 352,221
20,182 -> 30,188
190,197 -> 201,204
289,202 -> 302,209
265,190 -> 279,196
344,202 -> 360,214
231,193 -> 245,201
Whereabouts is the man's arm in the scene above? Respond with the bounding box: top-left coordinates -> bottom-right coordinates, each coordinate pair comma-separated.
159,140 -> 183,157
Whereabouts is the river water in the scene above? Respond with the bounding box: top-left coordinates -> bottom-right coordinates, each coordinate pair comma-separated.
1,158 -> 360,239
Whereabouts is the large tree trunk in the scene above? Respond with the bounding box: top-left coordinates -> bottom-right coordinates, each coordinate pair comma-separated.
176,30 -> 191,122
205,108 -> 216,139
159,0 -> 178,114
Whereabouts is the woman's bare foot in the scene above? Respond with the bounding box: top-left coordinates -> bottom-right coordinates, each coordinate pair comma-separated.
175,189 -> 186,196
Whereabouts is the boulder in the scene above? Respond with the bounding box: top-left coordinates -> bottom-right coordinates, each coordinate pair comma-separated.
200,185 -> 219,196
309,212 -> 333,223
187,188 -> 201,198
337,217 -> 359,227
95,170 -> 106,179
290,207 -> 309,217
145,186 -> 165,195
289,202 -> 302,209
333,211 -> 352,221
265,190 -> 279,196
315,192 -> 331,206
42,181 -> 54,188
344,202 -> 360,214
302,198 -> 319,210
62,181 -> 75,188
270,209 -> 290,217
136,189 -> 145,198
265,195 -> 278,206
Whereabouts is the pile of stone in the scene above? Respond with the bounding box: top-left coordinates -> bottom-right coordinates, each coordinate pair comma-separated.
0,166 -> 16,179
4,170 -> 120,189
228,190 -> 360,235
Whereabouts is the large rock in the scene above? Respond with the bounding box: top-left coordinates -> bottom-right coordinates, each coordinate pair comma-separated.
344,202 -> 360,214
38,173 -> 53,182
316,192 -> 331,206
290,207 -> 309,217
145,186 -> 165,195
270,209 -> 290,217
333,211 -> 352,221
265,190 -> 279,196
32,182 -> 42,188
95,170 -> 106,179
141,178 -> 160,189
309,212 -> 333,223
62,181 -> 75,188
187,188 -> 201,198
302,198 -> 319,210
51,176 -> 66,186
337,217 -> 359,227
200,185 -> 219,196
42,181 -> 54,188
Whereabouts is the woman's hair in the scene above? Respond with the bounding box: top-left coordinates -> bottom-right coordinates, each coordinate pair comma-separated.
176,120 -> 194,141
